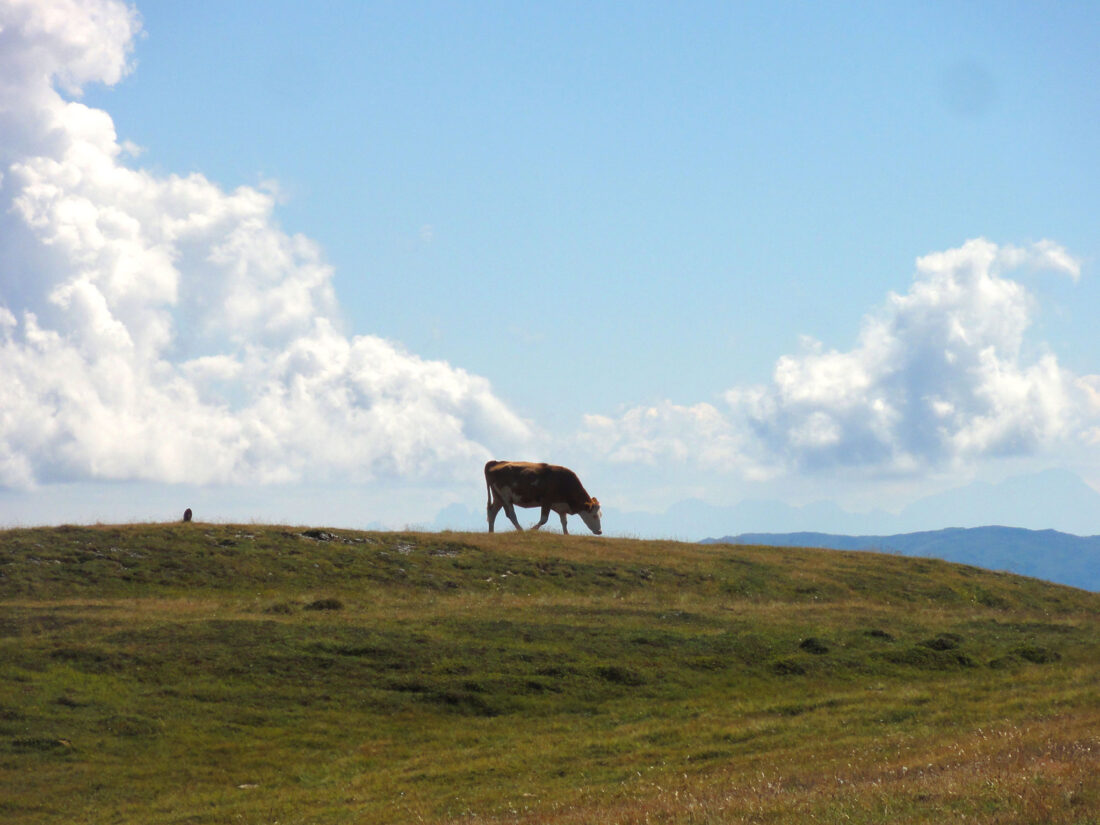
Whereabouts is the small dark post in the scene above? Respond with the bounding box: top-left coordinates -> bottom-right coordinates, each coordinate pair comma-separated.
182,508 -> 193,523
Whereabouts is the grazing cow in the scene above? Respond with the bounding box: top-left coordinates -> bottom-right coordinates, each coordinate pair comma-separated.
485,460 -> 602,535
182,508 -> 193,523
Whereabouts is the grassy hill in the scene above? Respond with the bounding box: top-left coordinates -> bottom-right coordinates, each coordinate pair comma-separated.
2,524 -> 1098,824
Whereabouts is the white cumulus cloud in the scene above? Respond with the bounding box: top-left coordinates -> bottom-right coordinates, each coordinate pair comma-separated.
584,238 -> 1097,478
0,0 -> 531,490
580,401 -> 747,470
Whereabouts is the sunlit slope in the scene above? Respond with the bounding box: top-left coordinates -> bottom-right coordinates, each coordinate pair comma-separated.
2,524 -> 1098,824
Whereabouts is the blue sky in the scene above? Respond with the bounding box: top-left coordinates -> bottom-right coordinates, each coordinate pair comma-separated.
2,0 -> 1099,533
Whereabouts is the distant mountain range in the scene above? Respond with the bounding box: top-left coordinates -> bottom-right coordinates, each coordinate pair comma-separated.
603,469 -> 1100,540
434,468 -> 1100,539
701,526 -> 1100,592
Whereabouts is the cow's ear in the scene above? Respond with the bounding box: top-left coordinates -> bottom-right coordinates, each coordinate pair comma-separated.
589,497 -> 600,510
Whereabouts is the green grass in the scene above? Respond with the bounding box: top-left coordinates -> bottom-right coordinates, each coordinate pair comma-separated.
2,523 -> 1098,823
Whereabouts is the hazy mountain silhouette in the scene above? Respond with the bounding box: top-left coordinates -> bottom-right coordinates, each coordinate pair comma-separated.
702,526 -> 1099,592
609,469 -> 1100,539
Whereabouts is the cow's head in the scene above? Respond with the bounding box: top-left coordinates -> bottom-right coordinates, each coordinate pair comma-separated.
578,497 -> 602,535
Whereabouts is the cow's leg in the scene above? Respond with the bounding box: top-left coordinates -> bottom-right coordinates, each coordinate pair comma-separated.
558,511 -> 569,535
531,506 -> 551,531
487,498 -> 502,533
503,501 -> 524,531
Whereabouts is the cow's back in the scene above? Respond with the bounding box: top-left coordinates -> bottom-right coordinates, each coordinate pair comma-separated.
486,461 -> 585,506
486,460 -> 535,487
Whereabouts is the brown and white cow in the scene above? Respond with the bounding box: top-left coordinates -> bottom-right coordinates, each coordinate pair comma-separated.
485,460 -> 602,535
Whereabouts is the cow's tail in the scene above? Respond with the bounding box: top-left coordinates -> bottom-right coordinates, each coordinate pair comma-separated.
484,460 -> 499,507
